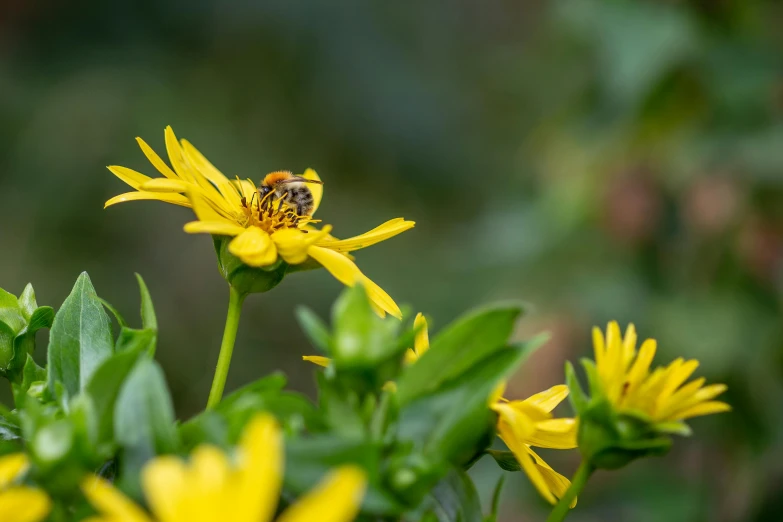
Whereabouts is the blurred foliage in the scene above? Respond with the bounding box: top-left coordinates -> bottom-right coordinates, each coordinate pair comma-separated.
1,0 -> 782,520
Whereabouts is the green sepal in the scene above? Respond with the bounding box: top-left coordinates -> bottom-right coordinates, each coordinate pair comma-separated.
213,236 -> 289,296
565,361 -> 588,414
486,449 -> 521,472
0,283 -> 53,381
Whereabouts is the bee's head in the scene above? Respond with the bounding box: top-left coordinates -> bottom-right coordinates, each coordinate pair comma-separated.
258,185 -> 273,197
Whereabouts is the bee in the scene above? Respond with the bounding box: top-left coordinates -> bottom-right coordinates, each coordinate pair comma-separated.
257,170 -> 323,217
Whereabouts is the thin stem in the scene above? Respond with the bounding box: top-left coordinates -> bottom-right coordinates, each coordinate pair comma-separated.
206,286 -> 246,409
546,460 -> 594,522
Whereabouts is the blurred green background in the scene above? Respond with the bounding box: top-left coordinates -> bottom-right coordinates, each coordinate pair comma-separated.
1,0 -> 782,520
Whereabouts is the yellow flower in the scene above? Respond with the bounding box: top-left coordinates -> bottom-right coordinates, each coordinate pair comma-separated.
0,454 -> 51,522
302,313 -> 429,368
491,385 -> 578,507
106,126 -> 414,318
592,321 -> 730,425
82,414 -> 367,522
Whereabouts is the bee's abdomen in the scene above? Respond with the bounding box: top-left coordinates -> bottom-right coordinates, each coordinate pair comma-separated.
286,186 -> 315,215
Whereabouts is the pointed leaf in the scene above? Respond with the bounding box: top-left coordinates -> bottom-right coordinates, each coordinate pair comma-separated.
565,361 -> 588,414
135,274 -> 157,331
486,450 -> 521,472
98,298 -> 128,329
48,273 -> 113,400
396,304 -> 524,406
295,306 -> 332,354
18,284 -> 37,320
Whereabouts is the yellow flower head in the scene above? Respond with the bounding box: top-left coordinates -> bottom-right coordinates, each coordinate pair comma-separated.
0,454 -> 51,522
592,321 -> 730,425
106,126 -> 414,318
82,414 -> 367,522
491,385 -> 578,507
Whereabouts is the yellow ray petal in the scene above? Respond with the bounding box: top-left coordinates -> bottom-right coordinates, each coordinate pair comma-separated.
525,418 -> 578,449
0,487 -> 52,522
592,326 -> 605,369
186,446 -> 231,521
656,359 -> 699,409
303,355 -> 331,367
301,168 -> 323,215
136,137 -> 179,180
523,385 -> 569,413
140,178 -> 190,193
671,400 -> 731,421
306,246 -> 402,319
621,323 -> 637,367
506,441 -> 557,505
527,448 -> 576,507
105,191 -> 192,209
624,339 -> 656,393
276,466 -> 366,522
141,457 -> 188,522
82,476 -> 153,522
181,140 -> 243,209
493,402 -> 537,442
184,221 -> 245,236
164,126 -> 195,183
413,313 -> 429,357
0,454 -> 27,488
317,219 -> 415,253
235,415 -> 284,522
229,228 -> 278,267
107,166 -> 152,190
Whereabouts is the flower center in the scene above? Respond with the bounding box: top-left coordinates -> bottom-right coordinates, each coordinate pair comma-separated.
239,190 -> 318,233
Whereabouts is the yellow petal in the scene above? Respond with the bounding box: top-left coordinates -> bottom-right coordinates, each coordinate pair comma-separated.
181,140 -> 243,209
592,326 -> 605,369
526,418 -> 578,449
303,355 -> 331,368
141,457 -> 188,522
621,323 -> 637,368
523,385 -> 569,413
107,166 -> 152,190
136,136 -> 179,180
0,487 -> 52,522
656,359 -> 699,410
624,339 -> 656,392
306,246 -> 402,319
0,454 -> 28,488
184,221 -> 245,236
235,414 -> 284,522
317,219 -> 415,253
140,178 -> 190,193
527,448 -> 576,507
82,476 -> 152,522
272,227 -> 333,265
493,402 -> 537,442
185,446 -> 231,521
105,191 -> 192,209
413,313 -> 429,357
229,228 -> 278,267
164,126 -> 195,183
403,348 -> 419,365
301,168 -> 323,215
671,400 -> 731,421
506,442 -> 557,505
276,466 -> 367,522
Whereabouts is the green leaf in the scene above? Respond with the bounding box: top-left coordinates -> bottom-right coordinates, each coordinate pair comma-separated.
135,274 -> 157,331
85,347 -> 146,443
215,372 -> 287,414
397,337 -> 544,468
418,468 -> 483,522
0,288 -> 24,333
18,284 -> 38,320
114,358 -> 178,455
0,411 -> 21,441
115,328 -> 156,356
27,307 -> 54,332
396,304 -> 524,406
48,273 -> 114,400
486,450 -> 521,472
0,321 -> 15,370
179,411 -> 229,452
295,306 -> 332,354
487,474 -> 506,522
565,361 -> 588,414
285,435 -> 403,516
98,298 -> 128,329
114,358 -> 178,497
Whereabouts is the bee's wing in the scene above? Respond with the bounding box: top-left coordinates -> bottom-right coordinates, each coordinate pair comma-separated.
277,176 -> 323,185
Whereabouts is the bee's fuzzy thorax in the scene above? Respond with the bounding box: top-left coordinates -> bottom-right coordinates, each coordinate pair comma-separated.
262,171 -> 294,187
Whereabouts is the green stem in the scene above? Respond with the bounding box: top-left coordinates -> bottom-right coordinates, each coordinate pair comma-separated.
546,460 -> 594,522
206,286 -> 246,409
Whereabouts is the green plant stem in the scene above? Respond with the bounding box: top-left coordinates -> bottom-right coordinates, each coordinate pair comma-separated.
546,460 -> 594,522
206,286 -> 246,409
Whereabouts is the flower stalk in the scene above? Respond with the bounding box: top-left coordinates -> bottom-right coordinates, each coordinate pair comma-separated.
207,286 -> 246,409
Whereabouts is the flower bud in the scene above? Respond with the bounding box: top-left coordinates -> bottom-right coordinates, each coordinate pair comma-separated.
0,284 -> 53,382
